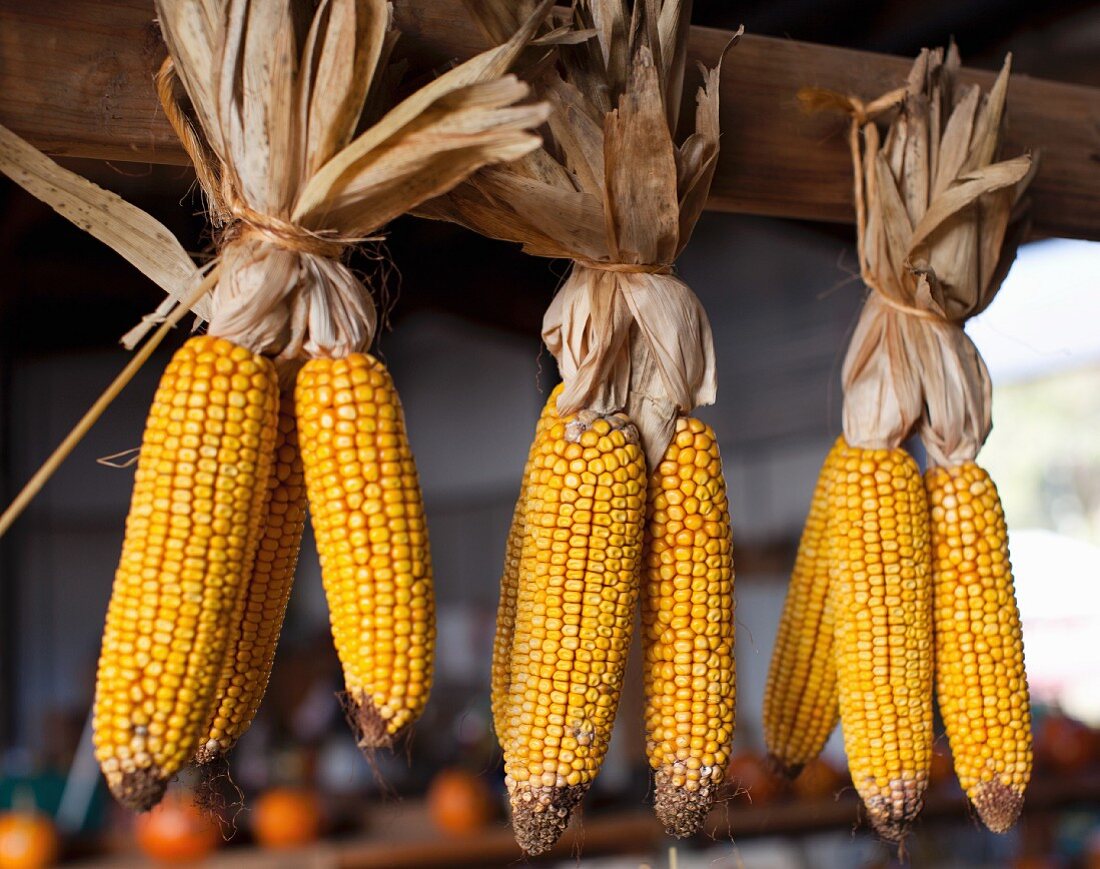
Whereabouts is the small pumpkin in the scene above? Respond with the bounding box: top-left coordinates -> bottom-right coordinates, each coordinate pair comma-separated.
726,752 -> 782,806
791,757 -> 846,801
252,788 -> 323,849
1036,712 -> 1094,774
427,770 -> 494,836
0,811 -> 58,869
134,793 -> 219,865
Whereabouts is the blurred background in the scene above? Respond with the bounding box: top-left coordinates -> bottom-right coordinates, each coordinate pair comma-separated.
1,0 -> 1099,866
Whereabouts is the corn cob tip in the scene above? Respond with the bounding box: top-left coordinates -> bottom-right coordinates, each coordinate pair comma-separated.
863,776 -> 926,842
653,767 -> 716,838
564,410 -> 639,446
972,780 -> 1024,833
109,769 -> 168,812
509,783 -> 585,856
765,753 -> 803,780
193,740 -> 224,767
343,692 -> 399,752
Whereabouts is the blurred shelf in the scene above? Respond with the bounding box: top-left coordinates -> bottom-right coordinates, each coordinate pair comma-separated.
74,772 -> 1100,868
703,770 -> 1100,840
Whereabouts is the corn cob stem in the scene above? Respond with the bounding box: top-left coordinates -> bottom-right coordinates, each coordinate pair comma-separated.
195,395 -> 307,764
297,354 -> 434,752
642,417 -> 735,837
504,410 -> 647,855
93,334 -> 278,810
829,440 -> 933,842
493,386 -> 562,751
763,437 -> 845,777
927,462 -> 1031,832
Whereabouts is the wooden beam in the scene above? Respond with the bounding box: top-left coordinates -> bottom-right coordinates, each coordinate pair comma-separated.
1,0 -> 1098,239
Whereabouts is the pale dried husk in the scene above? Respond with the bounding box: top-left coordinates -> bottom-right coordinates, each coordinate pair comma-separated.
0,0 -> 552,366
154,0 -> 552,362
825,48 -> 1034,465
418,0 -> 727,467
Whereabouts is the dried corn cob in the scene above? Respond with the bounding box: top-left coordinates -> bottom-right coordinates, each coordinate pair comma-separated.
93,335 -> 278,809
829,440 -> 933,841
492,385 -> 562,748
296,354 -> 434,751
195,395 -> 307,764
504,411 -> 646,855
763,437 -> 845,777
927,462 -> 1031,832
642,417 -> 735,837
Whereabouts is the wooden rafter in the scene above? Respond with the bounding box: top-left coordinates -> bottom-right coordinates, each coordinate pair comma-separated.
0,0 -> 1098,239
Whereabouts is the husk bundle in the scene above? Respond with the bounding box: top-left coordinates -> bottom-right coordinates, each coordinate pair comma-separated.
808,47 -> 1034,465
418,0 -> 728,467
0,0 -> 553,366
154,0 -> 556,369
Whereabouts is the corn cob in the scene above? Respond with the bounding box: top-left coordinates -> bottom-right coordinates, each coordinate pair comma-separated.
195,395 -> 307,764
93,335 -> 278,810
492,385 -> 563,749
296,354 -> 434,751
504,411 -> 647,855
763,437 -> 845,777
927,462 -> 1031,832
829,440 -> 933,841
641,417 -> 735,837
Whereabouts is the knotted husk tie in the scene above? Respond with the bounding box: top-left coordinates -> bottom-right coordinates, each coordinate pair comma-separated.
804,46 -> 1034,465
418,1 -> 732,468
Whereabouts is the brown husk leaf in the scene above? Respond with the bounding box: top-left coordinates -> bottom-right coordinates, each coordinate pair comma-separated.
418,0 -> 728,467
823,48 -> 1034,464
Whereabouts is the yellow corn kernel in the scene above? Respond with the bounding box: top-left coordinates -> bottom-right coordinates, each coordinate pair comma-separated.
296,354 -> 434,752
493,385 -> 562,750
927,462 -> 1031,832
642,417 -> 735,837
93,335 -> 278,810
829,439 -> 933,842
195,395 -> 307,764
763,437 -> 845,776
504,411 -> 647,855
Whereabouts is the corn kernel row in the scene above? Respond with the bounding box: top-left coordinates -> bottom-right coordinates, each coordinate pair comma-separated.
642,417 -> 735,837
927,462 -> 1031,832
93,335 -> 278,809
296,354 -> 435,750
829,442 -> 933,841
763,437 -> 844,777
503,410 -> 647,855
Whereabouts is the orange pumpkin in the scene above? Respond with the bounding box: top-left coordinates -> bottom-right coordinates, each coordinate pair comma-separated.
426,770 -> 494,836
134,793 -> 219,865
0,812 -> 58,869
791,757 -> 846,801
1036,712 -> 1095,774
726,752 -> 782,806
252,789 -> 322,849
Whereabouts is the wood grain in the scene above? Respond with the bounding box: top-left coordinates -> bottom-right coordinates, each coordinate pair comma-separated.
1,0 -> 1098,239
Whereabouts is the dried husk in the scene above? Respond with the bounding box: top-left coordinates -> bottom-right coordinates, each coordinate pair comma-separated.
825,48 -> 1034,465
0,0 -> 552,365
153,0 -> 552,363
418,0 -> 728,467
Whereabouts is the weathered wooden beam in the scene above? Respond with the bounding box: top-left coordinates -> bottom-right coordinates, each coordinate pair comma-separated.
1,0 -> 1098,239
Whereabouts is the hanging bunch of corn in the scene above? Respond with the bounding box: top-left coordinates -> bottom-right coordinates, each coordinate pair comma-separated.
0,0 -> 551,811
764,47 -> 1034,840
419,0 -> 733,849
